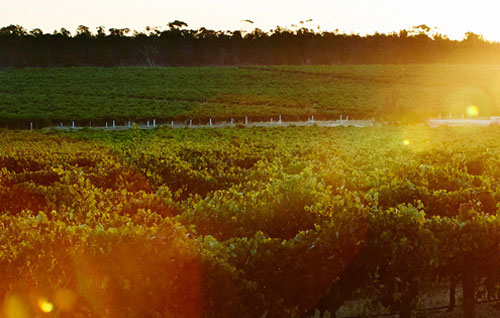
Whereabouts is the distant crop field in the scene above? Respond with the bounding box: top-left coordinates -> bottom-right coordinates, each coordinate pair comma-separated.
1,65 -> 500,127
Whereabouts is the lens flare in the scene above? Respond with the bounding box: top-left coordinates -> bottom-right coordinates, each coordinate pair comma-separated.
4,295 -> 29,318
37,298 -> 53,313
466,105 -> 479,117
403,139 -> 410,146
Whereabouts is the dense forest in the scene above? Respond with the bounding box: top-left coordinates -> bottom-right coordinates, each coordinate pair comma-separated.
1,22 -> 499,67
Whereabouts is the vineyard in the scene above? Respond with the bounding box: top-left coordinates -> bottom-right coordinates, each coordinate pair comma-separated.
2,65 -> 500,127
2,125 -> 500,317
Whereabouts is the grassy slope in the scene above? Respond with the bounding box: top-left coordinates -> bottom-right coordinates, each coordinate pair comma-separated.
1,65 -> 500,126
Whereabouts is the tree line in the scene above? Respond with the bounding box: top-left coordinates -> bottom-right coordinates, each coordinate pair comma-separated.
1,22 -> 499,67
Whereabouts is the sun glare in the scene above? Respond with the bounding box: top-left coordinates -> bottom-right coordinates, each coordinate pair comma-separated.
403,139 -> 411,146
466,105 -> 479,117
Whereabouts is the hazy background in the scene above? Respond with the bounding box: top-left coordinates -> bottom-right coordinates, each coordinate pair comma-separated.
3,0 -> 500,40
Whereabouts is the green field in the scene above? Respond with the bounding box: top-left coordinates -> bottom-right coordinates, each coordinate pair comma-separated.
2,65 -> 500,126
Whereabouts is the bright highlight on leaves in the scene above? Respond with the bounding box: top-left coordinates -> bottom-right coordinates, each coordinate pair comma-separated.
403,139 -> 410,146
37,298 -> 53,313
466,104 -> 479,117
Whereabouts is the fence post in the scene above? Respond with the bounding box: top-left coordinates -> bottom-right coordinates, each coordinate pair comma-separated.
279,115 -> 282,123
153,119 -> 156,128
460,203 -> 475,318
245,116 -> 248,125
171,121 -> 174,127
147,121 -> 150,127
72,121 -> 75,128
447,280 -> 456,312
112,120 -> 116,128
463,254 -> 475,318
271,118 -> 273,123
105,122 -> 108,128
312,115 -> 314,123
209,119 -> 212,126
346,116 -> 349,121
340,115 -> 343,121
189,119 -> 192,127
30,122 -> 33,130
231,118 -> 234,125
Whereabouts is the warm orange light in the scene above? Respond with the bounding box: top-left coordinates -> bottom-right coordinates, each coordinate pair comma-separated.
3,295 -> 29,318
54,289 -> 76,311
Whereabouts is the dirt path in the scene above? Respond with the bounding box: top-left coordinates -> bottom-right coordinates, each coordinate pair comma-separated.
427,303 -> 500,318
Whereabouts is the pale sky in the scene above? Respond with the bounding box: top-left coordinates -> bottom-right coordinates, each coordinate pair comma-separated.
3,0 -> 500,41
